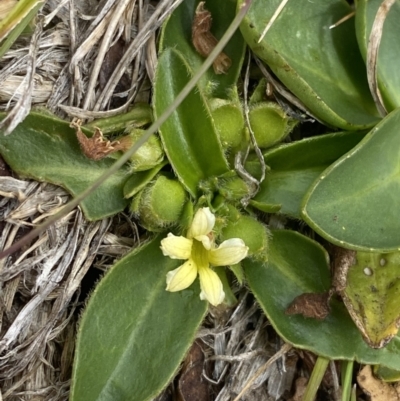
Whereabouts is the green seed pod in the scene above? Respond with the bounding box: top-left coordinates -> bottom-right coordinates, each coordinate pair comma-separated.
117,129 -> 164,172
221,214 -> 269,262
209,98 -> 245,148
134,175 -> 187,231
249,102 -> 298,148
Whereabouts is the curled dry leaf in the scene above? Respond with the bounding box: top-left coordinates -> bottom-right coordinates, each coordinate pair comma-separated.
330,245 -> 357,293
192,1 -> 231,74
71,120 -> 131,161
285,292 -> 331,320
358,365 -> 400,401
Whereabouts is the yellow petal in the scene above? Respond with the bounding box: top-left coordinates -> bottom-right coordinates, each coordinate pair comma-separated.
208,238 -> 249,266
198,265 -> 225,306
160,233 -> 193,259
188,207 -> 215,239
166,259 -> 198,292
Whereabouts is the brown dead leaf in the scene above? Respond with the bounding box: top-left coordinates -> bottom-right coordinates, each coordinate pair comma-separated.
358,365 -> 400,401
178,340 -> 210,401
285,292 -> 331,320
192,2 -> 231,74
71,120 -> 131,161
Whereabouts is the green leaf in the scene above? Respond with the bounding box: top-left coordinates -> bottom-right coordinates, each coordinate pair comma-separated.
251,131 -> 366,218
239,0 -> 380,129
123,161 -> 167,198
71,235 -> 207,401
159,0 -> 245,99
302,108 -> 400,251
343,251 -> 400,348
0,112 -> 130,220
355,0 -> 400,111
244,230 -> 400,368
0,0 -> 43,58
153,48 -> 229,197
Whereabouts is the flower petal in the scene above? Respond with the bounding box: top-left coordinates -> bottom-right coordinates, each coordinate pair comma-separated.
188,207 -> 215,239
166,259 -> 197,292
196,235 -> 212,250
198,265 -> 225,306
208,238 -> 249,266
160,233 -> 193,259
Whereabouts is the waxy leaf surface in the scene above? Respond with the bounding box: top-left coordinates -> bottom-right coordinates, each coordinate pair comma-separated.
355,0 -> 400,111
244,230 -> 400,368
239,0 -> 380,129
154,48 -> 229,197
0,112 -> 130,220
252,131 -> 366,218
302,108 -> 400,251
71,235 -> 207,401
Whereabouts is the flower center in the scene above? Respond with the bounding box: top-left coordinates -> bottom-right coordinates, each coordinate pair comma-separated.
191,239 -> 209,269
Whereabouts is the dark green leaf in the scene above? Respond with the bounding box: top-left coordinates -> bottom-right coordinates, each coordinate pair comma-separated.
302,108 -> 400,251
239,0 -> 380,129
71,235 -> 207,401
252,131 -> 366,218
159,0 -> 245,99
153,48 -> 229,197
0,112 -> 130,220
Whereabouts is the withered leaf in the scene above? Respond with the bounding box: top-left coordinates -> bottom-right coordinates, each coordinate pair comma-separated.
178,340 -> 210,401
330,245 -> 357,293
285,292 -> 331,320
192,2 -> 231,74
358,365 -> 400,401
71,121 -> 131,161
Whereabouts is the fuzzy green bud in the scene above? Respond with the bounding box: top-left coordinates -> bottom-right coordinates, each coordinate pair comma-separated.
118,129 -> 164,172
210,98 -> 245,148
249,102 -> 298,148
133,175 -> 187,231
221,215 -> 269,262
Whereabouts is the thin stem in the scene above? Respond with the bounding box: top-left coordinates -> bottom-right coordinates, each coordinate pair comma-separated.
341,360 -> 354,401
302,355 -> 330,401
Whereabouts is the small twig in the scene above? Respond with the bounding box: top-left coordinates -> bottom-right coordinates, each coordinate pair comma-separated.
0,14 -> 43,135
233,342 -> 292,401
82,0 -> 131,110
94,0 -> 185,111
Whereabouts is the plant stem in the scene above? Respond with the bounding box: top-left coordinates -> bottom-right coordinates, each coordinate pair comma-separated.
302,355 -> 330,401
341,360 -> 354,401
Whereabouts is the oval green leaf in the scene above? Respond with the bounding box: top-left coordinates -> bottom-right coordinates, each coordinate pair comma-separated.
160,0 -> 245,99
302,108 -> 400,251
239,0 -> 380,129
244,230 -> 400,368
153,48 -> 229,197
70,235 -> 207,401
0,112 -> 130,220
355,0 -> 400,111
251,131 -> 366,218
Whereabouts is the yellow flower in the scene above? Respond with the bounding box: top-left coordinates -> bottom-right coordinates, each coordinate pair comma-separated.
160,207 -> 249,306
